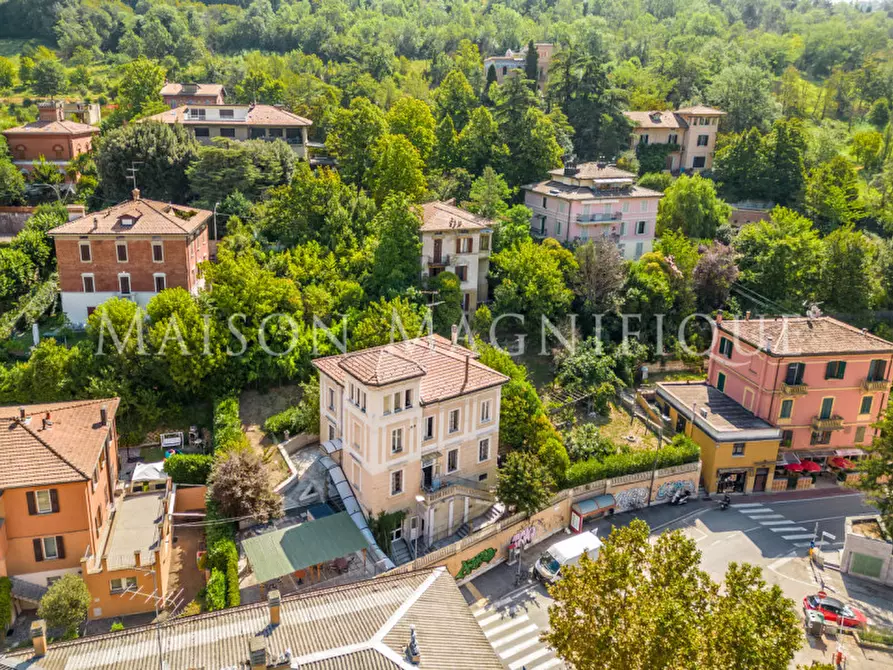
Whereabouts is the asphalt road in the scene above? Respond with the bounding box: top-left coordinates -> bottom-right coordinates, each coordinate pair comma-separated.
462,492 -> 889,670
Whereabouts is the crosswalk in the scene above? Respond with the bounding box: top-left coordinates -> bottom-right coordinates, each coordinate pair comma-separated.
732,502 -> 837,547
472,585 -> 565,670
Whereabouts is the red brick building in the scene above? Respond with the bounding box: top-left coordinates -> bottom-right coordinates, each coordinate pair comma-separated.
160,82 -> 225,108
48,190 -> 212,324
2,102 -> 98,182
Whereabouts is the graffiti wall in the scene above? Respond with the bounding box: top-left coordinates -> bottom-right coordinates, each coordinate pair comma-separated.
654,479 -> 697,502
613,486 -> 649,512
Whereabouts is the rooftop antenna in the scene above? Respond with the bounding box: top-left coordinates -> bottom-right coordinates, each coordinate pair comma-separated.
125,161 -> 144,193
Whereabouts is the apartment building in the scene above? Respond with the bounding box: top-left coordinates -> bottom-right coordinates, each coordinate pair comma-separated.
2,102 -> 98,182
523,161 -> 661,259
483,43 -> 554,89
160,82 -> 226,108
48,190 -> 212,324
708,314 -> 893,467
420,201 -> 492,313
623,105 -> 724,172
312,333 -> 508,559
142,103 -> 312,157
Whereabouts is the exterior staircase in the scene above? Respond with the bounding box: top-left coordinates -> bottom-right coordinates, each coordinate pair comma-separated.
470,502 -> 506,532
391,538 -> 412,565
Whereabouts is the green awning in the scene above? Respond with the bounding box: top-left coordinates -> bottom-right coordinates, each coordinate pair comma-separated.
242,511 -> 368,584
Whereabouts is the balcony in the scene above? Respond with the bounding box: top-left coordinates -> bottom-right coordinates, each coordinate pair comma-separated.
811,415 -> 845,431
861,378 -> 888,393
780,382 -> 808,396
426,254 -> 451,267
577,212 -> 622,223
420,474 -> 495,505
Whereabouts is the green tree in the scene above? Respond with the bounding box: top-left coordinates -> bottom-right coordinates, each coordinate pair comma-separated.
707,63 -> 777,133
368,194 -> 423,296
0,161 -> 26,205
636,172 -> 674,192
851,130 -> 884,174
545,520 -> 801,670
485,64 -> 498,99
325,97 -> 388,187
435,70 -> 478,131
386,97 -> 436,163
496,451 -> 554,515
466,167 -> 511,219
657,174 -> 731,239
32,57 -> 67,97
493,205 -> 533,252
524,40 -> 539,90
433,115 -> 460,170
95,122 -> 199,203
574,238 -> 627,318
0,56 -> 16,90
819,226 -> 875,314
457,107 -> 509,176
208,448 -> 283,524
116,57 -> 167,120
0,247 -> 35,308
430,271 -> 463,335
765,118 -> 807,207
693,243 -> 739,312
804,156 -> 864,233
713,129 -> 769,201
38,574 -> 90,639
368,134 -> 427,204
350,297 -> 430,350
868,98 -> 890,129
856,401 -> 893,534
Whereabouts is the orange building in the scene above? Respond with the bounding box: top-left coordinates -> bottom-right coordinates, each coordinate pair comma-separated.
1,102 -> 99,182
0,399 -> 173,622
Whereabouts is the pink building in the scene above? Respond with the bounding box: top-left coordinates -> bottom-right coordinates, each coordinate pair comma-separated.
624,105 -> 725,172
707,315 -> 893,465
522,162 -> 662,259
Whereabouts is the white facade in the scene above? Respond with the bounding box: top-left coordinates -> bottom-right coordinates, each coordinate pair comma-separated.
420,229 -> 491,312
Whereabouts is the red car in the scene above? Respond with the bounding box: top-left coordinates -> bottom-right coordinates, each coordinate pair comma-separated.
803,595 -> 868,629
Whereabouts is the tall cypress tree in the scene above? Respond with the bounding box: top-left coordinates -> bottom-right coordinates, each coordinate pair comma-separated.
524,40 -> 539,90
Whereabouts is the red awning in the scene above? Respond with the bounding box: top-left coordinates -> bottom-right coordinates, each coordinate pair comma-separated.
784,463 -> 804,472
800,460 -> 821,472
829,457 -> 856,470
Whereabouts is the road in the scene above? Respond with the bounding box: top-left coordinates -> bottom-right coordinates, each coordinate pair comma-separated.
462,492 -> 892,669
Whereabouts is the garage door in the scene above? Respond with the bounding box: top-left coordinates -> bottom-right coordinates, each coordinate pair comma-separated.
850,552 -> 884,579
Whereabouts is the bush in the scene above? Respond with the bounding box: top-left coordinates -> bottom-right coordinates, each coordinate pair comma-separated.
565,435 -> 700,488
565,424 -> 621,462
179,599 -> 202,617
205,502 -> 240,610
862,627 -> 893,646
212,395 -> 242,452
206,569 -> 226,611
110,621 -> 124,632
263,376 -> 320,439
226,556 -> 241,608
163,453 -> 214,484
37,574 -> 90,638
0,576 -> 11,641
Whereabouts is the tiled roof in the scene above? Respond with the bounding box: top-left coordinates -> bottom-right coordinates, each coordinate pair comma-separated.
313,334 -> 509,402
0,568 -> 503,670
548,162 -> 636,180
3,119 -> 99,135
719,316 -> 893,356
524,180 -> 663,200
143,104 -> 312,127
676,104 -> 726,115
160,83 -> 224,97
0,399 -> 119,489
421,201 -> 494,232
623,110 -> 687,129
48,196 -> 211,236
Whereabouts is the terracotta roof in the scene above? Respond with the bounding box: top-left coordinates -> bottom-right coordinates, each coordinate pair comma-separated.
313,334 -> 509,402
718,316 -> 893,356
548,162 -> 636,180
623,110 -> 688,129
0,568 -> 503,670
421,201 -> 494,232
676,105 -> 726,115
0,399 -> 119,489
160,83 -> 224,97
3,120 -> 99,135
143,104 -> 312,127
48,197 -> 211,236
524,180 -> 663,201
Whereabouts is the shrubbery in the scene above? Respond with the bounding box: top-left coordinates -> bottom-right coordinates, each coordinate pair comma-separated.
263,376 -> 320,439
163,453 -> 213,484
565,435 -> 700,488
204,502 -> 241,609
212,395 -> 242,452
206,569 -> 226,611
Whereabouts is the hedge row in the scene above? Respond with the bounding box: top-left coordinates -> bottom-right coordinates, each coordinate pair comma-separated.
565,435 -> 701,488
163,453 -> 214,485
205,503 -> 240,609
212,395 -> 242,452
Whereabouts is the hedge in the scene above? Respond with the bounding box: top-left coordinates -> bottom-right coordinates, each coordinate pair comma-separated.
205,503 -> 240,609
206,569 -> 226,611
163,454 -> 214,485
565,435 -> 700,488
0,576 -> 11,640
212,395 -> 242,452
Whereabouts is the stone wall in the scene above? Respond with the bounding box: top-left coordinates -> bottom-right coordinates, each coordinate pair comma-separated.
0,205 -> 85,236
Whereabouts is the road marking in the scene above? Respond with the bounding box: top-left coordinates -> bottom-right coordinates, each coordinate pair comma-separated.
761,492 -> 863,505
743,514 -> 779,520
759,520 -> 793,525
530,659 -> 564,670
499,636 -> 541,659
783,533 -> 816,540
491,624 -> 539,647
770,526 -> 807,532
768,551 -> 797,570
465,580 -> 484,603
510,647 -> 552,670
732,503 -> 765,508
476,612 -> 504,627
484,615 -> 530,638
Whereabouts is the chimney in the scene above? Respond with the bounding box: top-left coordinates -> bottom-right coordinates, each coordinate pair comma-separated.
100,405 -> 108,426
132,188 -> 141,201
42,411 -> 52,431
37,101 -> 64,122
745,311 -> 751,321
18,407 -> 25,420
766,335 -> 773,354
862,328 -> 868,336
715,312 -> 723,325
451,324 -> 458,346
249,636 -> 267,670
31,620 -> 48,657
134,550 -> 141,568
406,624 -> 421,665
268,589 -> 281,626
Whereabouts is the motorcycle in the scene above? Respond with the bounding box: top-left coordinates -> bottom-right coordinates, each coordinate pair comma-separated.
718,494 -> 731,511
669,489 -> 691,506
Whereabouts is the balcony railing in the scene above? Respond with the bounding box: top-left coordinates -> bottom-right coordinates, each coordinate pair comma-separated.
420,473 -> 495,504
861,378 -> 888,393
426,254 -> 450,266
811,415 -> 845,431
780,382 -> 808,396
577,212 -> 622,223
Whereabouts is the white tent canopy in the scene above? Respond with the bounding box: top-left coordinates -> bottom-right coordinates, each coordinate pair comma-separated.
131,461 -> 167,483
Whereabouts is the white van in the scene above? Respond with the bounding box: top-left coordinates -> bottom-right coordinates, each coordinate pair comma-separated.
534,531 -> 602,583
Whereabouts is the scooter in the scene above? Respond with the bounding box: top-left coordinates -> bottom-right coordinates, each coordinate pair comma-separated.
718,494 -> 731,510
670,489 -> 691,506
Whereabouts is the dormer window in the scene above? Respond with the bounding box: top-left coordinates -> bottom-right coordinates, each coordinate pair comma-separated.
119,216 -> 135,227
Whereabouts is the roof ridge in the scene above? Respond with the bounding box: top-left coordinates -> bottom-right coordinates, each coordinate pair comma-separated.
15,419 -> 91,481
140,199 -> 192,233
0,397 -> 118,420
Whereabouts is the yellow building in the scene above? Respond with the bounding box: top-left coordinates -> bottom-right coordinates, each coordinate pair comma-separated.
655,382 -> 782,495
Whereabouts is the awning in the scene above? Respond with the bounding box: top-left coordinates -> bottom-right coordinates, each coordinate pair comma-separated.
242,511 -> 368,584
829,457 -> 856,470
132,461 -> 167,482
778,452 -> 800,466
795,449 -> 836,459
572,494 -> 616,516
835,448 -> 866,458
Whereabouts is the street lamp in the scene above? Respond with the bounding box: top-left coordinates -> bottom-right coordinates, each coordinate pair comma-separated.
414,494 -> 426,559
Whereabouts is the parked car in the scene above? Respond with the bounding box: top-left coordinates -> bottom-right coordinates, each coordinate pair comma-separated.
803,594 -> 868,629
534,531 -> 602,583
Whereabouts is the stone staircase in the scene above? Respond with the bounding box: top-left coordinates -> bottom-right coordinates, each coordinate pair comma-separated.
391,538 -> 412,565
470,502 -> 506,532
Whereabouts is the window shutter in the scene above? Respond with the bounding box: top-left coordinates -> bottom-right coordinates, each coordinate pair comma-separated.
26,491 -> 37,515
50,488 -> 59,513
825,362 -> 833,379
33,538 -> 43,562
839,362 -> 846,377
56,536 -> 66,560
455,238 -> 461,254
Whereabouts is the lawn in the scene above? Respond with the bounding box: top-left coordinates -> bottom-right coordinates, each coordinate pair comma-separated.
584,402 -> 659,452
240,386 -> 302,484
